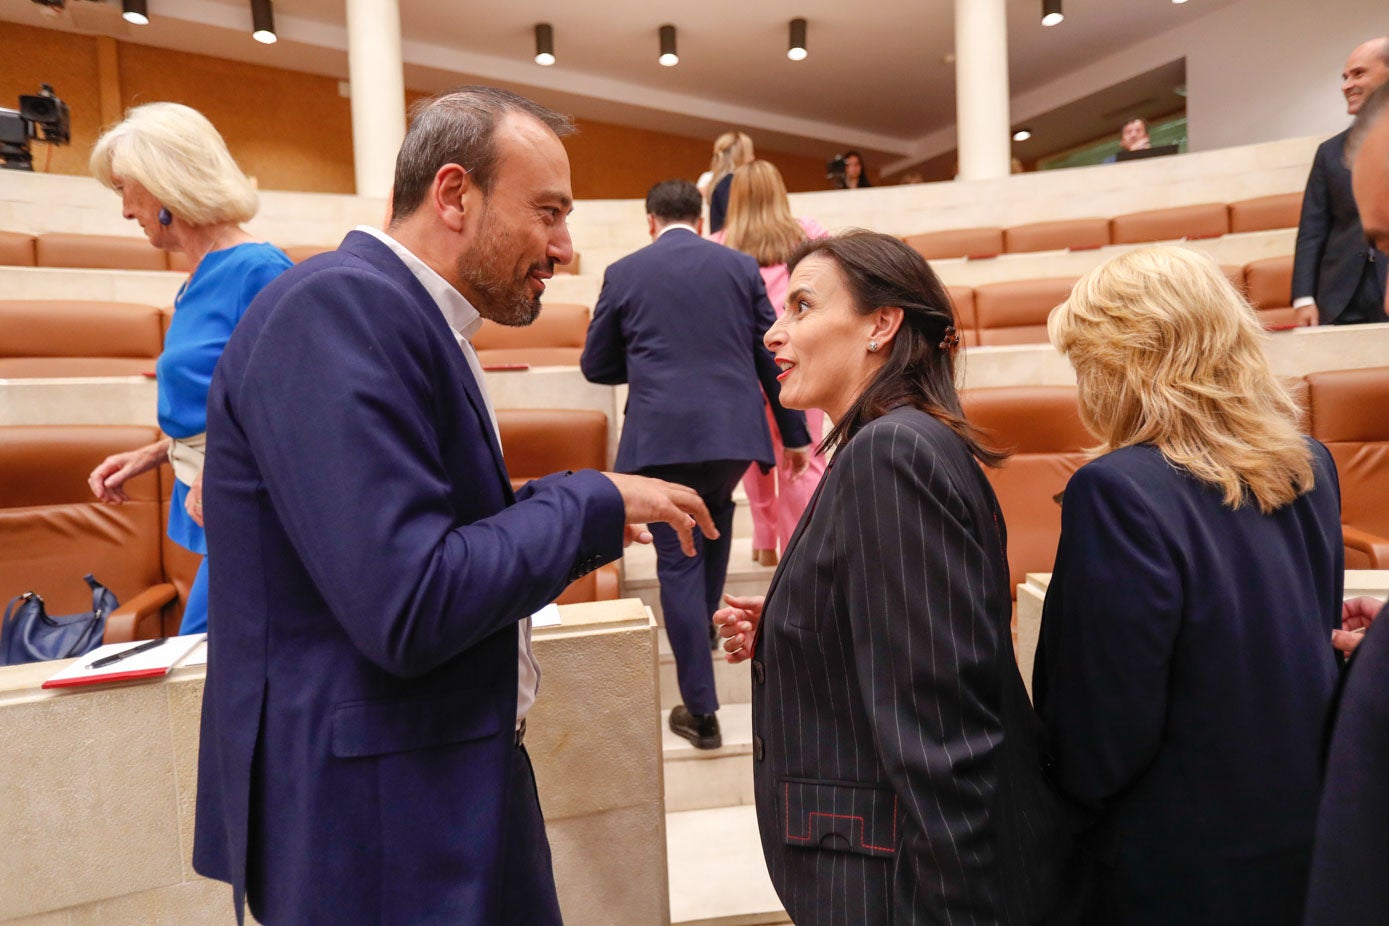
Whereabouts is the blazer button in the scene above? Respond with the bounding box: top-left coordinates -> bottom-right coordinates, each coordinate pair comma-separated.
753,735 -> 765,762
752,659 -> 765,684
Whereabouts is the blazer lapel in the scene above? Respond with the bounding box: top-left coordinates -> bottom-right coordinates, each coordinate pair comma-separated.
339,231 -> 514,501
755,464 -> 832,654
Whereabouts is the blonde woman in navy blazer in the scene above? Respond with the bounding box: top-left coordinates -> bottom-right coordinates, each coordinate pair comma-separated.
715,231 -> 1065,924
1035,246 -> 1344,925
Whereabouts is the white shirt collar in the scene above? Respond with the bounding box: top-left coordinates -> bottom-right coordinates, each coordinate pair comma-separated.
656,222 -> 699,239
355,225 -> 483,342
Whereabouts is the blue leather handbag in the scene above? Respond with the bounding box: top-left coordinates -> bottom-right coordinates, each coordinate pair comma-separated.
1,574 -> 117,666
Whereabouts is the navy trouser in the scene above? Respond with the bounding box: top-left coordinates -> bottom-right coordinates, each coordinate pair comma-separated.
641,459 -> 748,716
498,742 -> 563,924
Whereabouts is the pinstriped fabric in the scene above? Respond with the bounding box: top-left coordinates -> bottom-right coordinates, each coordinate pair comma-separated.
752,408 -> 1064,925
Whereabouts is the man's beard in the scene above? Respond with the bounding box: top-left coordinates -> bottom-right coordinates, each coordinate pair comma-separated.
457,208 -> 552,328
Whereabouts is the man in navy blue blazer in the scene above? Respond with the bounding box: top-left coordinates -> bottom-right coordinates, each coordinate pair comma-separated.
581,180 -> 809,750
193,87 -> 714,926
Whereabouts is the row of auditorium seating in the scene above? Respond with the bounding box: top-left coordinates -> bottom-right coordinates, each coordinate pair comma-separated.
0,409 -> 615,645
0,256 -> 1300,376
904,193 -> 1302,262
0,230 -> 582,274
0,300 -> 597,376
966,366 -> 1389,601
5,366 -> 1383,648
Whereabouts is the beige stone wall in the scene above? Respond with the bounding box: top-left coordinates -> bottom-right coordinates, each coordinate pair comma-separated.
0,600 -> 666,926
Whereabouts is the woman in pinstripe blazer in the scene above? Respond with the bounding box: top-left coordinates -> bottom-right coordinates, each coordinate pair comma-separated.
715,231 -> 1065,924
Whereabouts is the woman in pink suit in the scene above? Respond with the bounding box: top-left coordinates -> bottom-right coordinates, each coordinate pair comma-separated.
712,160 -> 828,566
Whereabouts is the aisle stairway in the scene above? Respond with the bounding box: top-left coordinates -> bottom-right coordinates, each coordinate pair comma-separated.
622,492 -> 792,925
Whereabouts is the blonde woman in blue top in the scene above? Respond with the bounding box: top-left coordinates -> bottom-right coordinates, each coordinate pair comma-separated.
87,102 -> 292,635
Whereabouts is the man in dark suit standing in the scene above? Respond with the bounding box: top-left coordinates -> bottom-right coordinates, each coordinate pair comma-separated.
193,87 -> 713,926
1304,82 -> 1389,926
1292,37 -> 1389,326
581,180 -> 809,750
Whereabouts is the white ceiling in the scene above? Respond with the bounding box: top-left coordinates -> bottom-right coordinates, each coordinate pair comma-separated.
2,0 -> 1240,168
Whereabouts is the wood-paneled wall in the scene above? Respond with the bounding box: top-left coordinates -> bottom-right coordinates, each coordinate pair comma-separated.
1,23 -> 830,199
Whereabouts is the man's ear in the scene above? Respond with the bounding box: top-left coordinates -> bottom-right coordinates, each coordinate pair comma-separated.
647,214 -> 659,240
433,163 -> 474,233
868,306 -> 905,350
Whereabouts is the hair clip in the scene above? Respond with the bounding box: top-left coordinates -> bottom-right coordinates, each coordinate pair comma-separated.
938,326 -> 961,351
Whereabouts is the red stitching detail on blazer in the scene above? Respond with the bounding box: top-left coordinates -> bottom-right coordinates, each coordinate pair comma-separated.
783,782 -> 898,854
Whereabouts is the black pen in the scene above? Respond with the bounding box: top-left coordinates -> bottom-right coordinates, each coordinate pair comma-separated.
87,638 -> 167,670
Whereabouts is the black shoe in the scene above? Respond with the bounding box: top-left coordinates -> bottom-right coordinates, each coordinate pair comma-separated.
669,704 -> 722,749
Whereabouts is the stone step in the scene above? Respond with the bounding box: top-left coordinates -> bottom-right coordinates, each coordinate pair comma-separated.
659,628 -> 752,710
661,702 -> 754,813
666,804 -> 789,926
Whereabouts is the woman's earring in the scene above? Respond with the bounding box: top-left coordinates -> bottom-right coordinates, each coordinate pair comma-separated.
157,207 -> 173,227
868,340 -> 879,352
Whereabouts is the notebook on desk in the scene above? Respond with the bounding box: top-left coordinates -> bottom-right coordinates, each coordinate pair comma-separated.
42,634 -> 207,689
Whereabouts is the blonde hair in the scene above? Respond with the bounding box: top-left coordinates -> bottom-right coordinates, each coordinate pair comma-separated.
723,161 -> 806,266
708,131 -> 754,190
1048,245 -> 1313,513
90,102 -> 257,227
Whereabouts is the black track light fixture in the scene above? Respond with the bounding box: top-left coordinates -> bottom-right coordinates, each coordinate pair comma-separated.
788,18 -> 808,61
251,0 -> 277,44
535,23 -> 555,66
1042,0 -> 1064,27
659,24 -> 678,67
122,0 -> 149,26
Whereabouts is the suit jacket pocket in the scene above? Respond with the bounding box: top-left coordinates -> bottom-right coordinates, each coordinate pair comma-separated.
781,777 -> 898,859
331,690 -> 502,758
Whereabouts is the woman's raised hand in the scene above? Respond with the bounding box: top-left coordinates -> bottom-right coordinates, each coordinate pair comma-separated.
713,594 -> 765,663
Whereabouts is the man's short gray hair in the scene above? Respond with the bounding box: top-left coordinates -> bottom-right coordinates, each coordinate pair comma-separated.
390,86 -> 574,222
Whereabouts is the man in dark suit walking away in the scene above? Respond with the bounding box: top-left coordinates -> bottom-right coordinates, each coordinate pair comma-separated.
581,180 -> 809,750
1291,37 -> 1389,326
193,87 -> 714,926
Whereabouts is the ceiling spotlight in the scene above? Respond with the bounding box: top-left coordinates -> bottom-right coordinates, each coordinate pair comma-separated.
658,24 -> 678,67
1172,0 -> 1190,4
1012,128 -> 1033,142
122,0 -> 149,25
251,0 -> 277,44
534,23 -> 555,66
1041,0 -> 1064,26
788,18 -> 808,61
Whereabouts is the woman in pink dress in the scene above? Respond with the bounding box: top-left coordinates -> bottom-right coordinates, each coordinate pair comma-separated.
711,160 -> 828,566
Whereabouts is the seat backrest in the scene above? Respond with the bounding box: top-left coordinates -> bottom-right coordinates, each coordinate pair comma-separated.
0,231 -> 36,267
34,233 -> 169,271
903,227 -> 1004,261
476,347 -> 583,367
1110,203 -> 1230,244
1004,218 -> 1110,254
945,285 -> 978,346
0,426 -> 167,616
1243,255 -> 1294,312
1228,193 -> 1303,234
473,304 -> 590,352
1305,367 -> 1389,555
961,387 -> 1091,597
0,300 -> 165,377
972,277 -> 1077,346
497,408 -> 609,490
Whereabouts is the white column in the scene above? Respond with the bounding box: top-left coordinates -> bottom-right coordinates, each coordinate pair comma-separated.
953,0 -> 1012,181
346,0 -> 407,199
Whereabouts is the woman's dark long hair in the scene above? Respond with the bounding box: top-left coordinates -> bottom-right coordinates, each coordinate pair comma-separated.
788,230 -> 1006,467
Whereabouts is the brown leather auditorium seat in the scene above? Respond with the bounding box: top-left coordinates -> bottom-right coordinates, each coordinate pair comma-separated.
1228,193 -> 1304,234
34,233 -> 169,272
1242,255 -> 1299,328
903,227 -> 1004,262
0,300 -> 165,377
972,277 -> 1077,346
1304,367 -> 1389,568
962,386 -> 1091,598
474,302 -> 589,367
0,230 -> 36,267
496,408 -> 618,604
1110,203 -> 1230,244
1003,218 -> 1110,254
0,425 -> 196,643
